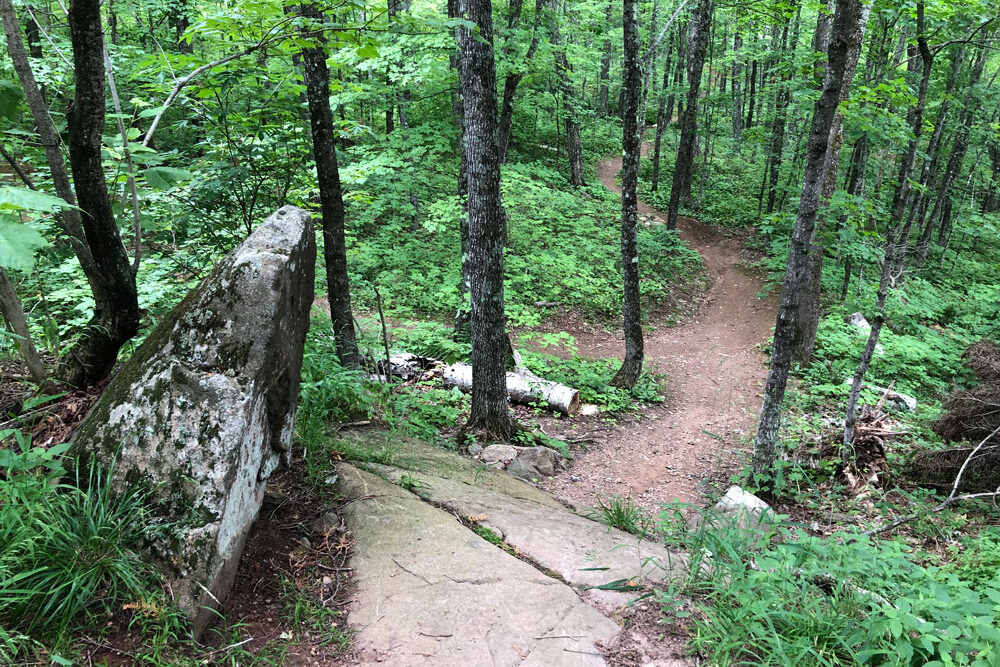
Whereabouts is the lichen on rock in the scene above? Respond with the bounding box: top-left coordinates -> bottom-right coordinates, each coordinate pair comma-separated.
71,206 -> 316,639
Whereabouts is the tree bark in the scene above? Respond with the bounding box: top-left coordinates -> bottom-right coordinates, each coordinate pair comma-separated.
651,34 -> 673,191
64,0 -> 141,388
551,3 -> 583,186
843,1 -> 934,448
916,43 -> 989,266
745,56 -> 757,129
458,0 -> 514,440
497,0 -> 544,164
753,0 -> 870,478
731,31 -> 743,151
598,0 -> 613,116
0,267 -> 49,388
300,3 -> 361,369
611,0 -> 644,389
764,14 -> 795,215
664,0 -> 712,230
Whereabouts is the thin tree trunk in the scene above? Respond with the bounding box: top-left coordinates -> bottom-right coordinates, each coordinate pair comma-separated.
0,268 -> 49,388
598,0 -> 613,116
753,0 -> 870,478
843,2 -> 939,447
745,56 -> 757,129
551,3 -> 583,186
916,44 -> 989,266
458,0 -> 514,440
664,0 -> 712,229
651,35 -> 673,191
611,0 -> 644,389
64,0 -> 141,388
300,3 -> 361,368
497,0 -> 544,163
765,14 -> 795,215
731,31 -> 743,151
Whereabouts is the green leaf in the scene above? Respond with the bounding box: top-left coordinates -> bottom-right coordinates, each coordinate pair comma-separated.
0,187 -> 72,213
0,216 -> 48,271
144,166 -> 193,190
0,79 -> 23,121
356,41 -> 378,59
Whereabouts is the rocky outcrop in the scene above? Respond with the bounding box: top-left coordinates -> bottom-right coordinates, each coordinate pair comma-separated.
72,206 -> 315,639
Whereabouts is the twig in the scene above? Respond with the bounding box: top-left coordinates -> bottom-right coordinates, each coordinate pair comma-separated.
862,424 -> 1000,536
374,286 -> 392,384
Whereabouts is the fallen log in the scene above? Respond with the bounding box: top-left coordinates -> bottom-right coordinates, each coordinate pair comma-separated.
441,362 -> 580,416
378,352 -> 581,416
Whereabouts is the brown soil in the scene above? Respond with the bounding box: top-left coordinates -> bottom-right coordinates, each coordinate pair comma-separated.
539,145 -> 778,513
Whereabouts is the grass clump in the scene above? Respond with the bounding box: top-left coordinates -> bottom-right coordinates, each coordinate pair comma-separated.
595,494 -> 655,537
0,432 -> 168,658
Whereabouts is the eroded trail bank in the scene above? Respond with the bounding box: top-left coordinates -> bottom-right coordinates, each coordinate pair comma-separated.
541,146 -> 779,511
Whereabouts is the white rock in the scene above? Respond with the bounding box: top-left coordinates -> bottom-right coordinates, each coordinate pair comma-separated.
714,485 -> 771,515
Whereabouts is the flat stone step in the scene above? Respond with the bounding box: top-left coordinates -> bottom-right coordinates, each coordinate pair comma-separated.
337,464 -> 619,666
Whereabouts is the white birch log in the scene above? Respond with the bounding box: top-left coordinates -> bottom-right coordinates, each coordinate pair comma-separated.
442,362 -> 581,416
378,352 -> 581,416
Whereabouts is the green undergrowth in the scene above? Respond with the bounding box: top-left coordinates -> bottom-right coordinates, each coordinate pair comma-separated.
640,130 -> 766,230
295,315 -> 670,462
346,159 -> 705,328
657,504 -> 1000,666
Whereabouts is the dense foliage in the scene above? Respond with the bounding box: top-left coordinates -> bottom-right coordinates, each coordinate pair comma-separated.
0,0 -> 998,662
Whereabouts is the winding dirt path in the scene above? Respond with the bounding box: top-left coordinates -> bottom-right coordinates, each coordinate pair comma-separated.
541,145 -> 778,511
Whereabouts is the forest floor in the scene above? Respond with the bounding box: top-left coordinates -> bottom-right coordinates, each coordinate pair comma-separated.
538,143 -> 779,513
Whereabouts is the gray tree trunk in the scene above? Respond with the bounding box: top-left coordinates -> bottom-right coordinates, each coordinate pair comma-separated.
598,0 -> 613,115
753,0 -> 870,478
300,3 -> 361,368
0,268 -> 49,387
731,31 -> 743,151
842,0 -> 933,448
916,44 -> 989,266
611,0 -> 644,389
458,0 -> 514,440
651,33 -> 673,191
497,0 -> 544,164
664,0 -> 712,230
551,4 -> 583,186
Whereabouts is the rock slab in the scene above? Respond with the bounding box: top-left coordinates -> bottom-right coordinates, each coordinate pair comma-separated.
338,464 -> 619,666
72,206 -> 315,638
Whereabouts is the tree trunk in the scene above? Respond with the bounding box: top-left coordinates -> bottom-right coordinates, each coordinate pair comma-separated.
0,0 -> 95,278
611,0 -> 643,389
651,35 -> 672,191
551,4 -> 583,186
791,0 -> 852,365
64,0 -> 141,388
497,0 -> 544,164
753,0 -> 870,478
983,143 -> 1000,213
764,15 -> 794,215
0,268 -> 49,388
598,0 -> 613,116
173,0 -> 193,53
916,44 -> 989,266
300,3 -> 361,369
664,0 -> 712,230
843,1 -> 933,448
731,31 -> 743,151
458,0 -> 514,440
745,57 -> 757,129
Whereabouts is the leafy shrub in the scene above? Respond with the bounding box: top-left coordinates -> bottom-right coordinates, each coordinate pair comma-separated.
660,512 -> 1000,667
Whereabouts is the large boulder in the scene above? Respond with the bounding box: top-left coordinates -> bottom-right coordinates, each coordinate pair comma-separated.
72,206 -> 315,639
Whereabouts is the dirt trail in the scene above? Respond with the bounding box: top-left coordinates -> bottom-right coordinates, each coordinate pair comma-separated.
541,145 -> 778,511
